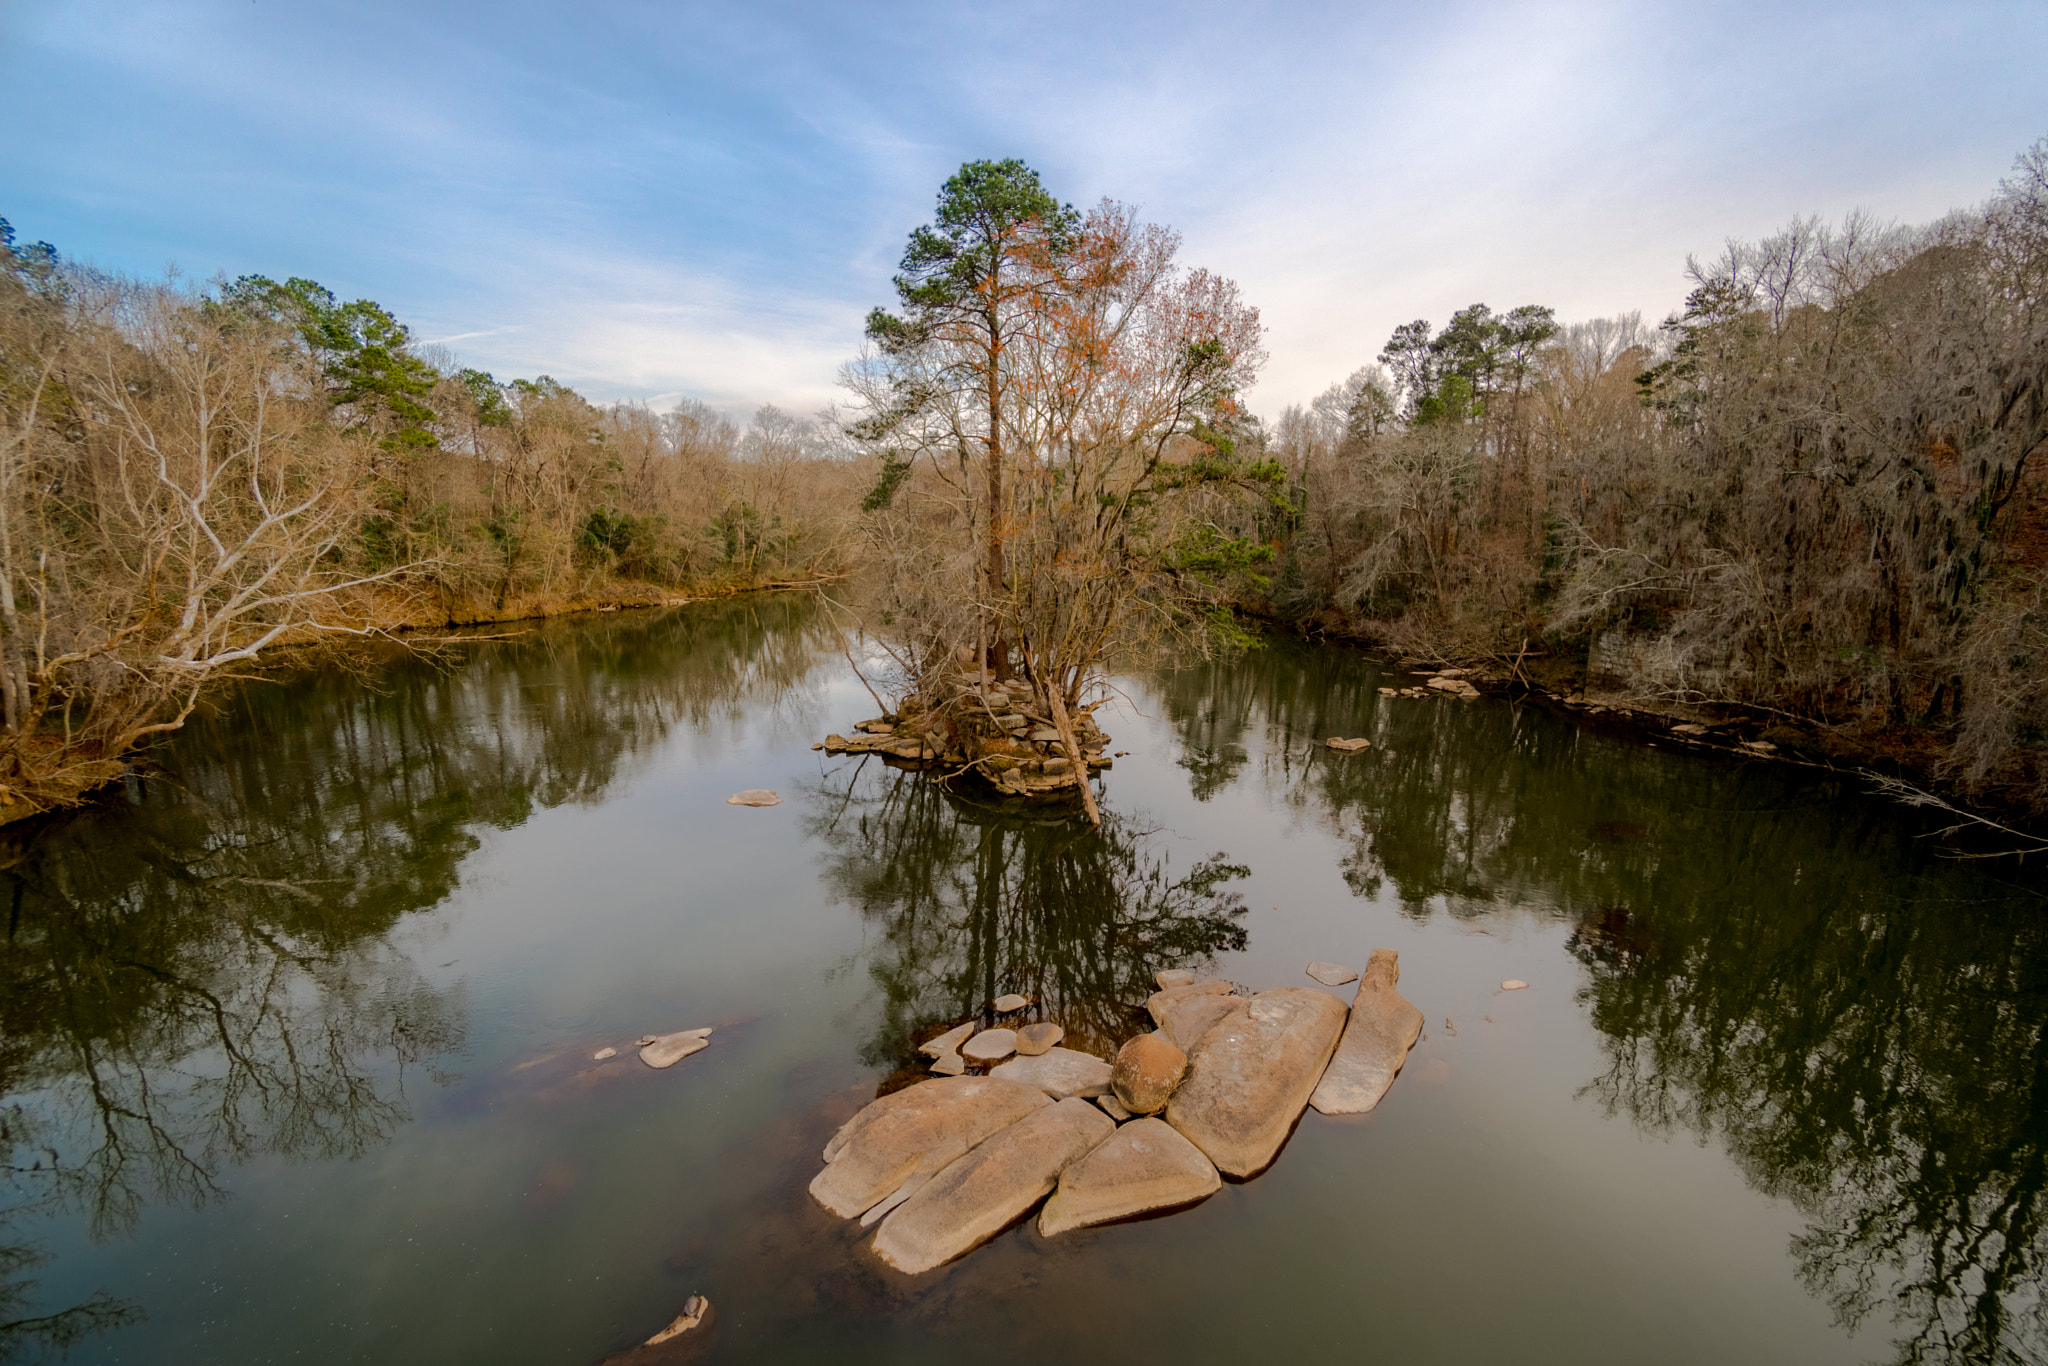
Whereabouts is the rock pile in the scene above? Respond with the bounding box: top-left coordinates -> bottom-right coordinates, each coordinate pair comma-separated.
820,674 -> 1114,800
812,950 -> 1426,1273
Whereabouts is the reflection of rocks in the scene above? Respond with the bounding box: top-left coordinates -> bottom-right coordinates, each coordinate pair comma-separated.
871,1099 -> 1112,1274
1037,1118 -> 1221,1236
1310,950 -> 1422,1115
1166,989 -> 1348,1178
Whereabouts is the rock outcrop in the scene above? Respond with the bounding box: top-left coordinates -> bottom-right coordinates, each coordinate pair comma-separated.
810,1077 -> 1051,1219
1309,948 -> 1424,1115
1165,988 -> 1348,1177
871,1098 -> 1112,1273
1038,1118 -> 1221,1236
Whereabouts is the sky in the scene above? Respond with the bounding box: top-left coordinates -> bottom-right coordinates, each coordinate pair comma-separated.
5,0 -> 2044,425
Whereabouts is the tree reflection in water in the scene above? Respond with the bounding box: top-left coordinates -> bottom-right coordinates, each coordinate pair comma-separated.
0,596 -> 836,1359
806,761 -> 1250,1067
1150,632 -> 2048,1366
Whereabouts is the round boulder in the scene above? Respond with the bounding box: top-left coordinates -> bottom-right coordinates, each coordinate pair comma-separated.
1111,1031 -> 1187,1115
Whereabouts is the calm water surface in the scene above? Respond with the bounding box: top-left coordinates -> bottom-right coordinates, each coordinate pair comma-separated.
3,596 -> 2043,1365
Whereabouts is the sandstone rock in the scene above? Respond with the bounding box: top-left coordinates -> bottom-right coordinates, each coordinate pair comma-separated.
1325,737 -> 1371,752
929,1052 -> 966,1076
725,789 -> 781,806
635,1035 -> 657,1047
1377,686 -> 1398,696
1427,676 -> 1480,698
857,719 -> 894,733
1096,1092 -> 1133,1122
1144,978 -> 1235,1026
824,734 -> 850,750
1306,961 -> 1359,986
640,1028 -> 714,1069
990,1047 -> 1114,1100
645,1294 -> 710,1345
1501,979 -> 1528,991
1111,1032 -> 1188,1115
1165,988 -> 1348,1177
872,1098 -> 1113,1273
592,1047 -> 618,1061
1154,969 -> 1197,990
962,1028 -> 1017,1062
1152,991 -> 1249,1055
1310,948 -> 1425,1115
1038,1117 -> 1221,1236
918,1022 -> 976,1058
811,1076 -> 1052,1218
1043,758 -> 1072,774
1016,1022 -> 1064,1056
991,993 -> 1030,1013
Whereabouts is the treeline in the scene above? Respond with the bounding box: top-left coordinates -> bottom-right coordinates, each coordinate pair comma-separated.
0,232 -> 856,812
1254,138 -> 2048,814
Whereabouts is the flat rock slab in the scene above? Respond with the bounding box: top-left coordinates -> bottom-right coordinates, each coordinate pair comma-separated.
1502,979 -> 1528,991
918,1022 -> 975,1057
725,790 -> 781,806
1310,948 -> 1425,1115
1152,992 -> 1248,1055
640,1029 -> 714,1068
1306,961 -> 1358,986
991,993 -> 1031,1013
1015,1022 -> 1064,1056
1154,969 -> 1197,990
962,1028 -> 1017,1062
1165,988 -> 1349,1177
991,1047 -> 1113,1100
812,1077 -> 1052,1219
1038,1118 -> 1221,1236
872,1098 -> 1112,1274
1325,737 -> 1371,752
1145,978 -> 1235,1027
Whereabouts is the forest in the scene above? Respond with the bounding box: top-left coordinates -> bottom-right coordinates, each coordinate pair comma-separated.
0,135 -> 2043,819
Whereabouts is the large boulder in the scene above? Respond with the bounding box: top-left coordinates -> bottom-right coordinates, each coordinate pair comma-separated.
990,1047 -> 1114,1100
1110,1032 -> 1186,1115
871,1098 -> 1112,1274
1164,988 -> 1349,1177
1152,990 -> 1249,1055
1310,948 -> 1424,1115
1038,1118 -> 1221,1236
810,1077 -> 1051,1218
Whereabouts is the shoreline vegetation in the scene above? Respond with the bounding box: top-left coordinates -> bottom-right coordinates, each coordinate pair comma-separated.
2,137 -> 2044,835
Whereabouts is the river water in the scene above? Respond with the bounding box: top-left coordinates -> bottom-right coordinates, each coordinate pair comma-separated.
3,595 -> 2043,1365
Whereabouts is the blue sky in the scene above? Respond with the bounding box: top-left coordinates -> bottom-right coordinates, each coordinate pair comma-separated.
5,0 -> 2044,422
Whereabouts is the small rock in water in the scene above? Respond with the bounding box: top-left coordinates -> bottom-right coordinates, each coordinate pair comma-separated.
918,1022 -> 976,1058
644,1294 -> 710,1345
635,1035 -> 657,1047
592,1047 -> 618,1061
1015,1022 -> 1064,1055
1325,737 -> 1371,752
991,993 -> 1030,1013
1377,686 -> 1398,696
1306,961 -> 1359,986
1501,979 -> 1529,991
1154,969 -> 1197,990
640,1028 -> 714,1069
726,789 -> 781,806
1111,1032 -> 1188,1115
962,1028 -> 1018,1062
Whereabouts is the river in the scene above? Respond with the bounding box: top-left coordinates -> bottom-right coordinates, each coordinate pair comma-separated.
2,594 -> 2042,1364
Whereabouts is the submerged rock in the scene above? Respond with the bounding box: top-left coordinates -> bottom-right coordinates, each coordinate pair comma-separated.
1310,948 -> 1424,1115
1306,961 -> 1359,987
963,1028 -> 1018,1062
991,1047 -> 1114,1100
871,1098 -> 1113,1274
1016,1022 -> 1064,1056
1038,1117 -> 1221,1236
640,1028 -> 714,1069
811,1076 -> 1052,1219
1111,1032 -> 1188,1115
725,790 -> 781,806
1165,988 -> 1348,1177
